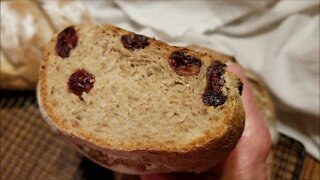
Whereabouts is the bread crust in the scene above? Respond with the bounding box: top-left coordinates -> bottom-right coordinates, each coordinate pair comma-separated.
39,24 -> 245,173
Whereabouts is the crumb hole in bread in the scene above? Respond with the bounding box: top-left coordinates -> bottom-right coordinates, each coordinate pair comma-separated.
51,99 -> 58,107
111,85 -> 116,94
152,66 -> 162,73
201,109 -> 208,115
55,65 -> 60,71
146,70 -> 152,77
71,120 -> 79,127
174,81 -> 183,85
75,115 -> 82,120
128,95 -> 139,101
101,62 -> 107,69
237,80 -> 243,95
101,48 -> 107,56
50,87 -> 55,95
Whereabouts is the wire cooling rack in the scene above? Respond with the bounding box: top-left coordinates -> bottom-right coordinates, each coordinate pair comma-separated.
0,91 -> 309,180
272,133 -> 305,179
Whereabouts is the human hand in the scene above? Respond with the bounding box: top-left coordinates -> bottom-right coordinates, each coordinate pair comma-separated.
141,63 -> 272,180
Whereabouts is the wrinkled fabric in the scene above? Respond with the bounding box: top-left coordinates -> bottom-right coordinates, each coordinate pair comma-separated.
83,0 -> 320,159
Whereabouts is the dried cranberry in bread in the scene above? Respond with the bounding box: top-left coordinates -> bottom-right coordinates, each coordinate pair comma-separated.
38,24 -> 244,174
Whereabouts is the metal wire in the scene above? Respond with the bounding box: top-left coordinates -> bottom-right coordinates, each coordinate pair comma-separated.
271,134 -> 306,180
0,92 -> 81,180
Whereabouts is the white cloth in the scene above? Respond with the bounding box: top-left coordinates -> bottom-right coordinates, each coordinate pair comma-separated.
83,0 -> 320,159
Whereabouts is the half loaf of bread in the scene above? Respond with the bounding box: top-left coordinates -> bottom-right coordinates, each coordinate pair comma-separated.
38,24 -> 245,174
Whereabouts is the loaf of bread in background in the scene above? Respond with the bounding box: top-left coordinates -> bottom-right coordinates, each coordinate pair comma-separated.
0,1 -> 54,89
38,0 -> 93,31
245,70 -> 278,144
0,50 -> 32,89
0,0 -> 93,90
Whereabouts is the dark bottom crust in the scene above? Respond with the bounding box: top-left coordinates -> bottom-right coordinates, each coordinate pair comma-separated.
59,115 -> 244,174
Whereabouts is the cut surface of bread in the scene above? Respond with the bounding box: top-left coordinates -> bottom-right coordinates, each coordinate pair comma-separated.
39,24 -> 244,173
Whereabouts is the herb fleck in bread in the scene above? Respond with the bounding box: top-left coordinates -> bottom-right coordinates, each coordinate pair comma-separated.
38,24 -> 245,174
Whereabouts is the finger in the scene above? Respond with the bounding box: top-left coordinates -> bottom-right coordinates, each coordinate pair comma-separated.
227,62 -> 271,145
226,63 -> 266,133
226,63 -> 261,119
206,63 -> 272,179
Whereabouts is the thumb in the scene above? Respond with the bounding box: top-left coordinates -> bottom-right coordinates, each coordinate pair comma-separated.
226,63 -> 261,120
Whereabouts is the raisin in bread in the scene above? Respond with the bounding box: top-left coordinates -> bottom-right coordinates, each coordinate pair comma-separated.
38,24 -> 244,174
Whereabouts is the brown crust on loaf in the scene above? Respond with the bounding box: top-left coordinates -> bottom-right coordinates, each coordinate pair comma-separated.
39,24 -> 245,173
